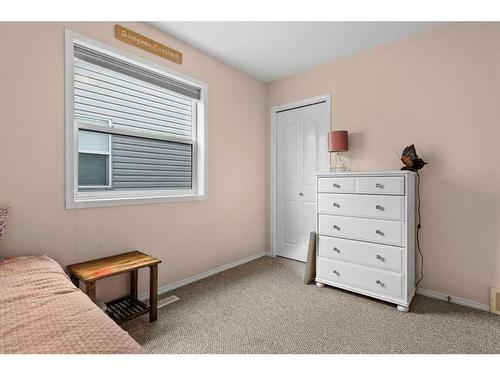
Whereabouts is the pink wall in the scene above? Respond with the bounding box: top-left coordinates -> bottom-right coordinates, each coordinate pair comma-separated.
0,22 -> 268,301
267,22 -> 500,305
0,22 -> 498,307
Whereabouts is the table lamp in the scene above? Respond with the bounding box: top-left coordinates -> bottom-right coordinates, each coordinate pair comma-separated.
329,130 -> 349,172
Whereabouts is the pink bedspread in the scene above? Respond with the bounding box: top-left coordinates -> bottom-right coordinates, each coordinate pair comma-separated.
0,256 -> 143,354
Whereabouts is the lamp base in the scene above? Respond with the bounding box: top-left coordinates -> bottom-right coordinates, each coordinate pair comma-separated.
330,152 -> 348,172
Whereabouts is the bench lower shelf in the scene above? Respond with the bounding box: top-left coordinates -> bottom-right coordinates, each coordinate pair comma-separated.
105,296 -> 149,323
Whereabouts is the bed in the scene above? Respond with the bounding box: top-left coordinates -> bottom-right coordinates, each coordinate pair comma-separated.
0,255 -> 144,354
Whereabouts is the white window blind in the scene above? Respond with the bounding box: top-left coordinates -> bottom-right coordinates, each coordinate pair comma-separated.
74,44 -> 197,139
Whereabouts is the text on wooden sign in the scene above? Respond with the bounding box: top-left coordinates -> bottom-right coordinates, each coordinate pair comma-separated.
114,24 -> 183,64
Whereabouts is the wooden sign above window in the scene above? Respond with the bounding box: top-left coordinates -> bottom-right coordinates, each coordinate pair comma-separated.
114,24 -> 183,64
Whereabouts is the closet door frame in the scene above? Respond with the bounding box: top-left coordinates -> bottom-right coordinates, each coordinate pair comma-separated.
270,93 -> 331,257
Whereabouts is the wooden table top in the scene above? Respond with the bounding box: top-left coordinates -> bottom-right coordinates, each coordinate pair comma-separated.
67,251 -> 161,282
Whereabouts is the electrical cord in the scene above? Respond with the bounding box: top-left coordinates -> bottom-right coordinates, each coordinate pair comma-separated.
415,170 -> 424,287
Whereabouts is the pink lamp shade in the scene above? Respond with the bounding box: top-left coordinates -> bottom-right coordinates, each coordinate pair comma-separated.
328,130 -> 348,152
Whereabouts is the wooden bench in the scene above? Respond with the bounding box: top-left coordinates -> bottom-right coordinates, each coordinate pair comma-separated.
68,251 -> 161,323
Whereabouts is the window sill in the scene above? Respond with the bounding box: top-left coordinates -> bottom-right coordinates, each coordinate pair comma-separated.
66,192 -> 208,209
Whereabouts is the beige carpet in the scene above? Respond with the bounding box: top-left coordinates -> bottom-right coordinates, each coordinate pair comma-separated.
123,256 -> 500,354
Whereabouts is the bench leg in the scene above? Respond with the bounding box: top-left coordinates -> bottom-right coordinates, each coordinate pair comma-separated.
149,265 -> 158,322
130,270 -> 138,299
85,281 -> 96,303
70,274 -> 80,288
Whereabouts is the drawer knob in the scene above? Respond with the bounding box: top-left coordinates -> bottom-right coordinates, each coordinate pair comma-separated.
375,183 -> 384,188
375,204 -> 384,210
333,247 -> 340,253
376,229 -> 384,236
376,254 -> 384,261
332,270 -> 339,276
332,202 -> 340,208
299,192 -> 303,197
376,280 -> 384,287
333,183 -> 340,188
333,225 -> 340,230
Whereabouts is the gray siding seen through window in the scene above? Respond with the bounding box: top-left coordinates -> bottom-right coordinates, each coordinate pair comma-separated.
112,135 -> 192,190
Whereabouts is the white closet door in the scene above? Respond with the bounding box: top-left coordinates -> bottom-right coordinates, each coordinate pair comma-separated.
276,101 -> 329,262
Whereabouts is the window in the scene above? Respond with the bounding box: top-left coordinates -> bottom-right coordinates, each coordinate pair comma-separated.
65,30 -> 207,208
78,128 -> 112,188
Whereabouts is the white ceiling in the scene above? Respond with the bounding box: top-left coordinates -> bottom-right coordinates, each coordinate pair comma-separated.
151,22 -> 445,83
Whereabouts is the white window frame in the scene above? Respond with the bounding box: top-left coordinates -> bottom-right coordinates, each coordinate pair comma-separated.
65,29 -> 208,209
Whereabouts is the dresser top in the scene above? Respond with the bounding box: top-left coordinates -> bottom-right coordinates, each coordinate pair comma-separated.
316,170 -> 415,177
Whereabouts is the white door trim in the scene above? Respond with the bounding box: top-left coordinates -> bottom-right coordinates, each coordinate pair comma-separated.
270,93 -> 331,257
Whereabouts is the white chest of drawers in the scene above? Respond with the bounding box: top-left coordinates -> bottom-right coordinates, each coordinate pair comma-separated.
315,171 -> 416,312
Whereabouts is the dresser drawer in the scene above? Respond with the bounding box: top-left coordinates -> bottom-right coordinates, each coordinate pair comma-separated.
318,214 -> 405,246
318,236 -> 403,272
356,176 -> 404,195
318,194 -> 404,221
316,257 -> 404,299
318,177 -> 355,193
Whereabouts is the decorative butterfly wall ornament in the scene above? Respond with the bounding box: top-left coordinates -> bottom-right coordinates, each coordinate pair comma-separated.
400,144 -> 427,171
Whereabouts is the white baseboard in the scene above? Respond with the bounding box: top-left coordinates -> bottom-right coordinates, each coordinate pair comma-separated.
416,288 -> 489,312
139,251 -> 270,301
139,254 -> 489,313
